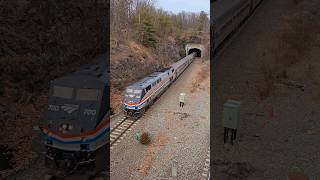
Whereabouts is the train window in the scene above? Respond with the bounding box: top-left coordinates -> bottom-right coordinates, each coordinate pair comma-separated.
76,89 -> 101,101
53,86 -> 73,99
152,82 -> 156,86
172,69 -> 174,73
146,85 -> 151,92
126,88 -> 133,93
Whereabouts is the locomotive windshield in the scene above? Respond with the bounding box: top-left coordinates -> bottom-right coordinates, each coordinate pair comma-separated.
124,88 -> 143,102
45,84 -> 104,133
51,86 -> 101,101
53,86 -> 73,99
76,88 -> 101,101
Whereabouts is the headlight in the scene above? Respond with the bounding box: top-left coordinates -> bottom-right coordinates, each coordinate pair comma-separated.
59,123 -> 73,132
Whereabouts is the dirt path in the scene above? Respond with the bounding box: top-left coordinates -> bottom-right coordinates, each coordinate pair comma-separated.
212,0 -> 320,179
111,59 -> 210,180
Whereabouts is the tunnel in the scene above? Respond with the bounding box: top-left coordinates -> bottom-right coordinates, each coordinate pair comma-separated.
188,48 -> 202,58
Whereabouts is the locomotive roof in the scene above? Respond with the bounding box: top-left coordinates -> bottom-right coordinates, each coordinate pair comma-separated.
128,71 -> 167,89
53,54 -> 109,87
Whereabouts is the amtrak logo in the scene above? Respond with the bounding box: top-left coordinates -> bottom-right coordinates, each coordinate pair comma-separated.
61,104 -> 79,114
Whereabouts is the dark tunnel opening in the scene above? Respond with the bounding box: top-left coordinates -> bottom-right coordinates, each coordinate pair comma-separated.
188,48 -> 202,57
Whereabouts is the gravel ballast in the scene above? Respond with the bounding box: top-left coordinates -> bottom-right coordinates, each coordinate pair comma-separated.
111,59 -> 210,180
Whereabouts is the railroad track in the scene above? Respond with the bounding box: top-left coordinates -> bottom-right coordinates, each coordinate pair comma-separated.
110,115 -> 140,148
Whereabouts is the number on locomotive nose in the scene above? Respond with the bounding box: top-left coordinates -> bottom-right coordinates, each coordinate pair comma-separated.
84,109 -> 97,116
48,105 -> 60,111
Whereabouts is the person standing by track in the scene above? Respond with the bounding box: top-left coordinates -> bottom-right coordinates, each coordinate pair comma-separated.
179,92 -> 186,107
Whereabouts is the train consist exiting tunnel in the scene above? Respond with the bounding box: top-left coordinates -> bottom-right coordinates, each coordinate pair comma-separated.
123,52 -> 197,118
212,0 -> 263,53
39,55 -> 109,176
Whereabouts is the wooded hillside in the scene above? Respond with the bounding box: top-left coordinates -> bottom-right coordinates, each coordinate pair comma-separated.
110,0 -> 209,113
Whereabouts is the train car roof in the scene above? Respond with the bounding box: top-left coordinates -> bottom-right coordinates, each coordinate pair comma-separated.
171,53 -> 194,69
212,0 -> 248,27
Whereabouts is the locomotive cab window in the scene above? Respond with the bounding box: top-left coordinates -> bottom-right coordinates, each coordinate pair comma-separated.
76,89 -> 101,101
134,89 -> 142,94
145,85 -> 151,92
52,86 -> 73,99
126,88 -> 133,93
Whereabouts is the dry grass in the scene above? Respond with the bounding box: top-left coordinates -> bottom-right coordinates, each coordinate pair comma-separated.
190,64 -> 209,93
110,87 -> 123,115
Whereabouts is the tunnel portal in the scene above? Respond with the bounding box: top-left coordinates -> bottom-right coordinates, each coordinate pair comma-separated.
185,44 -> 204,58
188,48 -> 202,57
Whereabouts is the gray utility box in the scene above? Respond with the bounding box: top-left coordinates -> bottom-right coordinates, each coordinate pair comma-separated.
222,100 -> 241,129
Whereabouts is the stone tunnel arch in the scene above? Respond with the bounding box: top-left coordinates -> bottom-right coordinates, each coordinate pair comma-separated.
186,44 -> 204,58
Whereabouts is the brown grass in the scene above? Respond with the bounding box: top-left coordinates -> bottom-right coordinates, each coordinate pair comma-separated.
110,87 -> 123,115
190,64 -> 209,93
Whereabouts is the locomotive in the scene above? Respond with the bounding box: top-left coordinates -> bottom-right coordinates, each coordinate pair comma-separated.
39,55 -> 109,175
123,52 -> 196,118
212,0 -> 263,52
